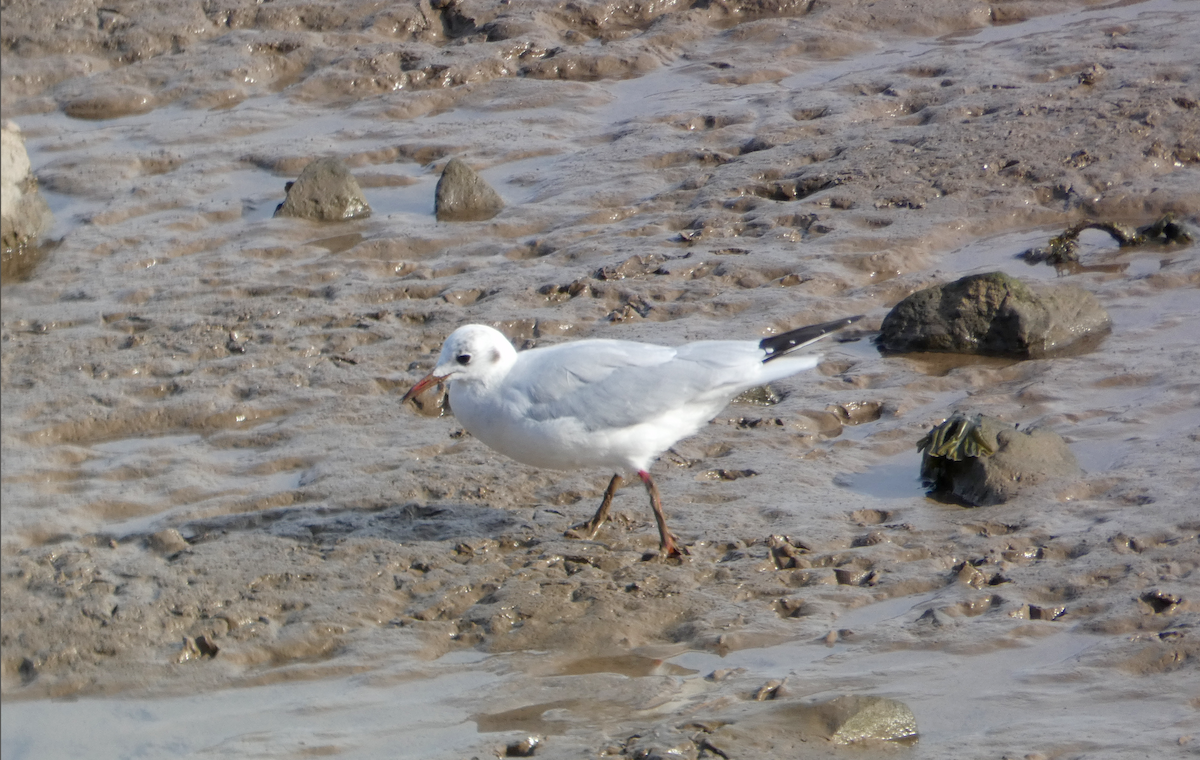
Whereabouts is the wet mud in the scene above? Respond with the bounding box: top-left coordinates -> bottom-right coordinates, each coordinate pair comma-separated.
2,0 -> 1198,757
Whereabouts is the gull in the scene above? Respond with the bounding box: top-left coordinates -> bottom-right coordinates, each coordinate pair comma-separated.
402,316 -> 862,556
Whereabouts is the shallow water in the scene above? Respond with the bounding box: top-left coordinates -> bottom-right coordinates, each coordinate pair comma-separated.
2,653 -> 498,759
3,0 -> 1198,757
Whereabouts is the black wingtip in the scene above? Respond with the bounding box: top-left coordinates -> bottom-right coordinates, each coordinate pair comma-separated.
760,315 -> 864,362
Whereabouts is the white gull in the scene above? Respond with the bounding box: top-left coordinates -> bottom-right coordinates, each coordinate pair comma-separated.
402,316 -> 862,556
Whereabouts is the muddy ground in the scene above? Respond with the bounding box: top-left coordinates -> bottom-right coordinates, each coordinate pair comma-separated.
1,0 -> 1198,757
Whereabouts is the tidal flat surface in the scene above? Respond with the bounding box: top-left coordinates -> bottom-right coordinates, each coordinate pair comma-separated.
2,0 -> 1198,757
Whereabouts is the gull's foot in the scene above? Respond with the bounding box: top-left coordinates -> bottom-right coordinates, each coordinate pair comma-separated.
565,473 -> 622,541
659,534 -> 689,558
564,519 -> 605,541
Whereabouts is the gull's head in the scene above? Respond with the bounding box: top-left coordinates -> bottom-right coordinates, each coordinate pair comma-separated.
401,324 -> 517,403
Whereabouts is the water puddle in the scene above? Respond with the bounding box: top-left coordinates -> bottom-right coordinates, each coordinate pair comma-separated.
660,591 -> 1109,751
91,433 -> 203,455
835,454 -> 926,500
0,660 -> 497,760
895,351 -> 1021,377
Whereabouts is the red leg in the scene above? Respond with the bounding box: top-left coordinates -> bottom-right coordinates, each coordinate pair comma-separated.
566,473 -> 622,540
638,470 -> 682,556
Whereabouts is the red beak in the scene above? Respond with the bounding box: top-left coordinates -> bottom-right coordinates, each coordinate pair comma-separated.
401,372 -> 447,405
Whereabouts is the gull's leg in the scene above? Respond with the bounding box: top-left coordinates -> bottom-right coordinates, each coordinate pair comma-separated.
565,473 -> 622,540
638,470 -> 683,557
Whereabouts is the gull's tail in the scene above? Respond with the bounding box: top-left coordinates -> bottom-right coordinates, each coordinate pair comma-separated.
760,315 -> 864,363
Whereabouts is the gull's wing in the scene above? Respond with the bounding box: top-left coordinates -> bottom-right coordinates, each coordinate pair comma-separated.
503,338 -> 769,431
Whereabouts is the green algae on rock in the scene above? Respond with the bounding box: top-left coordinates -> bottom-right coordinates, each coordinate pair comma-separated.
1022,214 -> 1194,267
823,695 -> 919,745
919,413 -> 1081,506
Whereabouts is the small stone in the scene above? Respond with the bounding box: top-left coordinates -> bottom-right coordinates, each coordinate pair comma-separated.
147,529 -> 190,556
957,563 -> 986,588
505,736 -> 541,756
753,679 -> 787,701
828,400 -> 883,425
775,596 -> 805,618
434,157 -> 504,222
1077,63 -> 1106,86
274,157 -> 371,221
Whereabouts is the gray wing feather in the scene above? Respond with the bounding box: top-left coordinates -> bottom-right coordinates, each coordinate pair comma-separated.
505,339 -> 763,431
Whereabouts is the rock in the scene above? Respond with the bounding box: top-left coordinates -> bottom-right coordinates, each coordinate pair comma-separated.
274,157 -> 371,221
819,695 -> 919,745
435,157 -> 504,222
920,414 -> 1081,506
828,400 -> 883,425
504,736 -> 541,757
1,121 -> 54,256
147,528 -> 190,556
878,271 -> 1110,358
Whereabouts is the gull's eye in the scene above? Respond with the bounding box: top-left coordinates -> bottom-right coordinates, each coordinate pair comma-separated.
456,353 -> 471,366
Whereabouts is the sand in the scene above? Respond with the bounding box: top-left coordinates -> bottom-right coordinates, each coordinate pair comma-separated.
2,0 -> 1198,757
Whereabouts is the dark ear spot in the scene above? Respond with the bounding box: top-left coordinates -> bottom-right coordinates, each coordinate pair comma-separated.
489,348 -> 501,363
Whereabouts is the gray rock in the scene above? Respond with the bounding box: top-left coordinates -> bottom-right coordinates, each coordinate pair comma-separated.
1,121 -> 53,255
878,271 -> 1110,358
921,414 -> 1081,506
274,157 -> 371,221
435,157 -> 504,222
